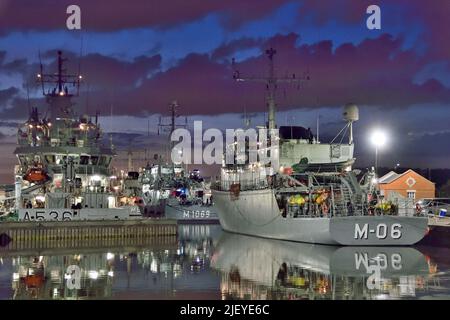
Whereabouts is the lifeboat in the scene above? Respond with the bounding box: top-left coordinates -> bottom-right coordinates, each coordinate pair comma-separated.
23,167 -> 49,183
23,274 -> 45,288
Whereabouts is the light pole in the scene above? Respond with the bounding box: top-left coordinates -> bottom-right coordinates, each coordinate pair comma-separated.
370,130 -> 387,176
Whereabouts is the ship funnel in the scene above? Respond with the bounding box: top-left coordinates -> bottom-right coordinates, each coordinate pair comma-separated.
343,103 -> 359,122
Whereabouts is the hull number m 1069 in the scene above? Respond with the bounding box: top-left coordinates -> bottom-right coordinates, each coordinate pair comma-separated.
183,210 -> 210,219
354,223 -> 402,240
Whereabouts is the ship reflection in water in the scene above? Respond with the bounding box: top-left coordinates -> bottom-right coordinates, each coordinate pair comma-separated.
0,225 -> 449,300
0,225 -> 222,300
211,233 -> 447,300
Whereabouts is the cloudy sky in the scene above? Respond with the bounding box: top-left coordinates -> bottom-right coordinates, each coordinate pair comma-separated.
0,0 -> 449,182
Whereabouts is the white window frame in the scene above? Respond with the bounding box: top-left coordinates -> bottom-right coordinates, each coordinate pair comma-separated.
406,190 -> 416,200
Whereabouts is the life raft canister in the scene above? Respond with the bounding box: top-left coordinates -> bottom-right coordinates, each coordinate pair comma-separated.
23,167 -> 49,183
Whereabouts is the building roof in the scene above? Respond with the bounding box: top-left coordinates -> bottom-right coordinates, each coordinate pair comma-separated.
378,171 -> 400,184
378,169 -> 434,185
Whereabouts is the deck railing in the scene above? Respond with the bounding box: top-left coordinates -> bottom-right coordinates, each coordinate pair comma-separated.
284,197 -> 422,218
212,178 -> 424,218
212,179 -> 269,192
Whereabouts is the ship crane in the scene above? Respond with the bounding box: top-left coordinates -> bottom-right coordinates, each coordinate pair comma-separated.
232,48 -> 310,130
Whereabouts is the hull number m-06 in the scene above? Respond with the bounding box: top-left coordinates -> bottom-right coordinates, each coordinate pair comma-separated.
354,223 -> 402,240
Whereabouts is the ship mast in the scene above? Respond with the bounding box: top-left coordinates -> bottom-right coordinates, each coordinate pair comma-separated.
158,101 -> 188,170
38,50 -> 82,97
158,101 -> 187,150
37,50 -> 82,123
232,48 -> 309,129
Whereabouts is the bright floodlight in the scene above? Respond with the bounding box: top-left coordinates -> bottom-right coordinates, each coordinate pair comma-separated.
370,130 -> 387,148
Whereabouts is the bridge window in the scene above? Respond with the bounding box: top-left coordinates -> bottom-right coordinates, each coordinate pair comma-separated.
98,156 -> 106,166
90,156 -> 99,165
45,155 -> 55,164
80,155 -> 89,165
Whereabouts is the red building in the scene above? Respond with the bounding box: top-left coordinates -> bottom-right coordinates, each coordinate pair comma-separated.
378,169 -> 435,201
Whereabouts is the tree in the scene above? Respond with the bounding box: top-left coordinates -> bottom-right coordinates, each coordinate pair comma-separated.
437,180 -> 450,198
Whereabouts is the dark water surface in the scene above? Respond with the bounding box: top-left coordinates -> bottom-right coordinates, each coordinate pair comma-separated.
0,224 -> 449,300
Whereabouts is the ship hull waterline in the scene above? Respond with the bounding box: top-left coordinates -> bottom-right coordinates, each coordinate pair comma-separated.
212,188 -> 428,246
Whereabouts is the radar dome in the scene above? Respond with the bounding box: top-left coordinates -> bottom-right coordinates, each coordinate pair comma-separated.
343,103 -> 359,122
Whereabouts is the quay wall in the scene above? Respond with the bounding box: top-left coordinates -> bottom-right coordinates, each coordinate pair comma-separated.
0,219 -> 178,252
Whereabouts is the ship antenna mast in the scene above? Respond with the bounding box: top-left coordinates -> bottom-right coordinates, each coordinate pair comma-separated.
158,100 -> 188,146
232,48 -> 309,129
26,83 -> 31,114
38,50 -> 45,95
78,36 -> 84,96
37,50 -> 82,97
158,101 -> 188,167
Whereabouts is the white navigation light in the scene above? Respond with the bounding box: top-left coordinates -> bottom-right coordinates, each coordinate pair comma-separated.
35,195 -> 45,202
370,130 -> 387,148
91,175 -> 102,182
370,129 -> 387,175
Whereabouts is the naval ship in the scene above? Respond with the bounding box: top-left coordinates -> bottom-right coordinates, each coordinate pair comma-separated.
134,162 -> 218,222
211,48 -> 428,245
122,101 -> 219,223
12,51 -> 141,221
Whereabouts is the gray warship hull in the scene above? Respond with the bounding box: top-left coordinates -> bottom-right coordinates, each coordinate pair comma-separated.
212,188 -> 428,246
